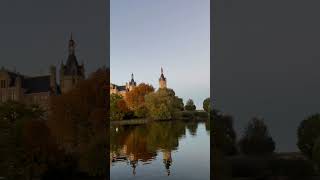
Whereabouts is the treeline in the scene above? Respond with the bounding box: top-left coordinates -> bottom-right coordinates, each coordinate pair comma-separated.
0,68 -> 108,179
213,106 -> 320,179
110,83 -> 211,121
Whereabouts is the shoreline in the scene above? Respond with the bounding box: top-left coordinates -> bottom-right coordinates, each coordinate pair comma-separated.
110,111 -> 209,126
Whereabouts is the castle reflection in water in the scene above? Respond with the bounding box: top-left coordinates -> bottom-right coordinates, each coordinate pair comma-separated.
110,120 -> 210,177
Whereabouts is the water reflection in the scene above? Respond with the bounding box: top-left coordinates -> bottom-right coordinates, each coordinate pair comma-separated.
110,120 -> 210,179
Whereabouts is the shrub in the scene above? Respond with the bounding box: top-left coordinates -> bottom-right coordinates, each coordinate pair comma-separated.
239,117 -> 275,155
185,99 -> 196,111
297,114 -> 320,158
203,98 -> 210,112
145,88 -> 183,120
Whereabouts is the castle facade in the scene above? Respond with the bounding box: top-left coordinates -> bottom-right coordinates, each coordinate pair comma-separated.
0,34 -> 85,109
110,67 -> 167,97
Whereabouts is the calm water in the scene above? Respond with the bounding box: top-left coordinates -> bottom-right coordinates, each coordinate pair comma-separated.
110,120 -> 210,180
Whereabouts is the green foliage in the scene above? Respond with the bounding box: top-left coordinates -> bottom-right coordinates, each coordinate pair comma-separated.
297,114 -> 320,158
312,137 -> 320,168
239,117 -> 275,155
203,98 -> 210,112
133,105 -> 148,118
212,110 -> 237,155
145,88 -> 184,120
110,94 -> 126,121
0,101 -> 47,179
184,99 -> 196,111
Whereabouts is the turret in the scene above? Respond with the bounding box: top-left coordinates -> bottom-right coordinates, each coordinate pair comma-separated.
159,67 -> 167,89
69,33 -> 75,55
162,150 -> 172,176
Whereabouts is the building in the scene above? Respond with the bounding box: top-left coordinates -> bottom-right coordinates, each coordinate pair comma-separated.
60,34 -> 85,93
110,73 -> 137,98
0,67 -> 58,109
0,34 -> 85,109
110,67 -> 167,97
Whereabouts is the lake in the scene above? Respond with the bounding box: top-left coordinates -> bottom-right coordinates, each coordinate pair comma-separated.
110,120 -> 210,180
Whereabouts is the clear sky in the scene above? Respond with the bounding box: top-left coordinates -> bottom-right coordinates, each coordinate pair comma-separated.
0,0 -> 107,78
111,0 -> 210,109
213,0 -> 320,151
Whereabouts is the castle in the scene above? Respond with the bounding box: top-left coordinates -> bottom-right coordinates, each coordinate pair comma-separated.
110,67 -> 167,97
0,34 -> 85,109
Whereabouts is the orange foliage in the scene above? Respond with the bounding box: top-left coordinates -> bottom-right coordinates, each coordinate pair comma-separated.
125,83 -> 154,110
117,99 -> 129,113
48,68 -> 108,152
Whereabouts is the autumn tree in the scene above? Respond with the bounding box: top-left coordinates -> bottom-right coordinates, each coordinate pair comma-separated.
48,67 -> 108,177
125,83 -> 154,118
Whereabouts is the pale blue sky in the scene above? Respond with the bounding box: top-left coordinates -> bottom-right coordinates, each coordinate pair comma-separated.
111,0 -> 210,109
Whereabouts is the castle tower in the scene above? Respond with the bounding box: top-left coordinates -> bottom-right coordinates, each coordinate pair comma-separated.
126,73 -> 136,91
159,67 -> 167,89
60,33 -> 85,94
162,150 -> 172,176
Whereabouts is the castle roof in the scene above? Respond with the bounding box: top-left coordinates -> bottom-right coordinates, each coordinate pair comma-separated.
62,34 -> 84,77
5,71 -> 59,94
23,76 -> 52,94
111,83 -> 127,92
63,54 -> 84,76
159,67 -> 166,81
159,73 -> 166,81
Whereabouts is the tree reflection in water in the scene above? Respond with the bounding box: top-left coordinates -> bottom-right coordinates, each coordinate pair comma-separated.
110,120 -> 210,176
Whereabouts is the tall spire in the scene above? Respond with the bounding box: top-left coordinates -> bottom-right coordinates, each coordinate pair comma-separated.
69,32 -> 75,55
131,73 -> 134,80
161,67 -> 163,74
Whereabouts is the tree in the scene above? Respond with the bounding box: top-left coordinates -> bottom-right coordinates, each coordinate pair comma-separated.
48,67 -> 108,177
312,137 -> 320,168
0,101 -> 47,179
145,88 -> 184,120
125,83 -> 154,118
110,94 -> 127,121
297,114 -> 320,158
239,117 -> 275,155
185,99 -> 196,111
212,110 -> 237,156
203,98 -> 210,112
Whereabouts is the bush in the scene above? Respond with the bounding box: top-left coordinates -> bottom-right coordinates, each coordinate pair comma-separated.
239,117 -> 275,155
213,111 -> 237,155
312,137 -> 320,168
297,114 -> 320,158
145,88 -> 183,120
185,99 -> 196,111
110,94 -> 126,121
133,106 -> 148,118
203,98 -> 210,112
